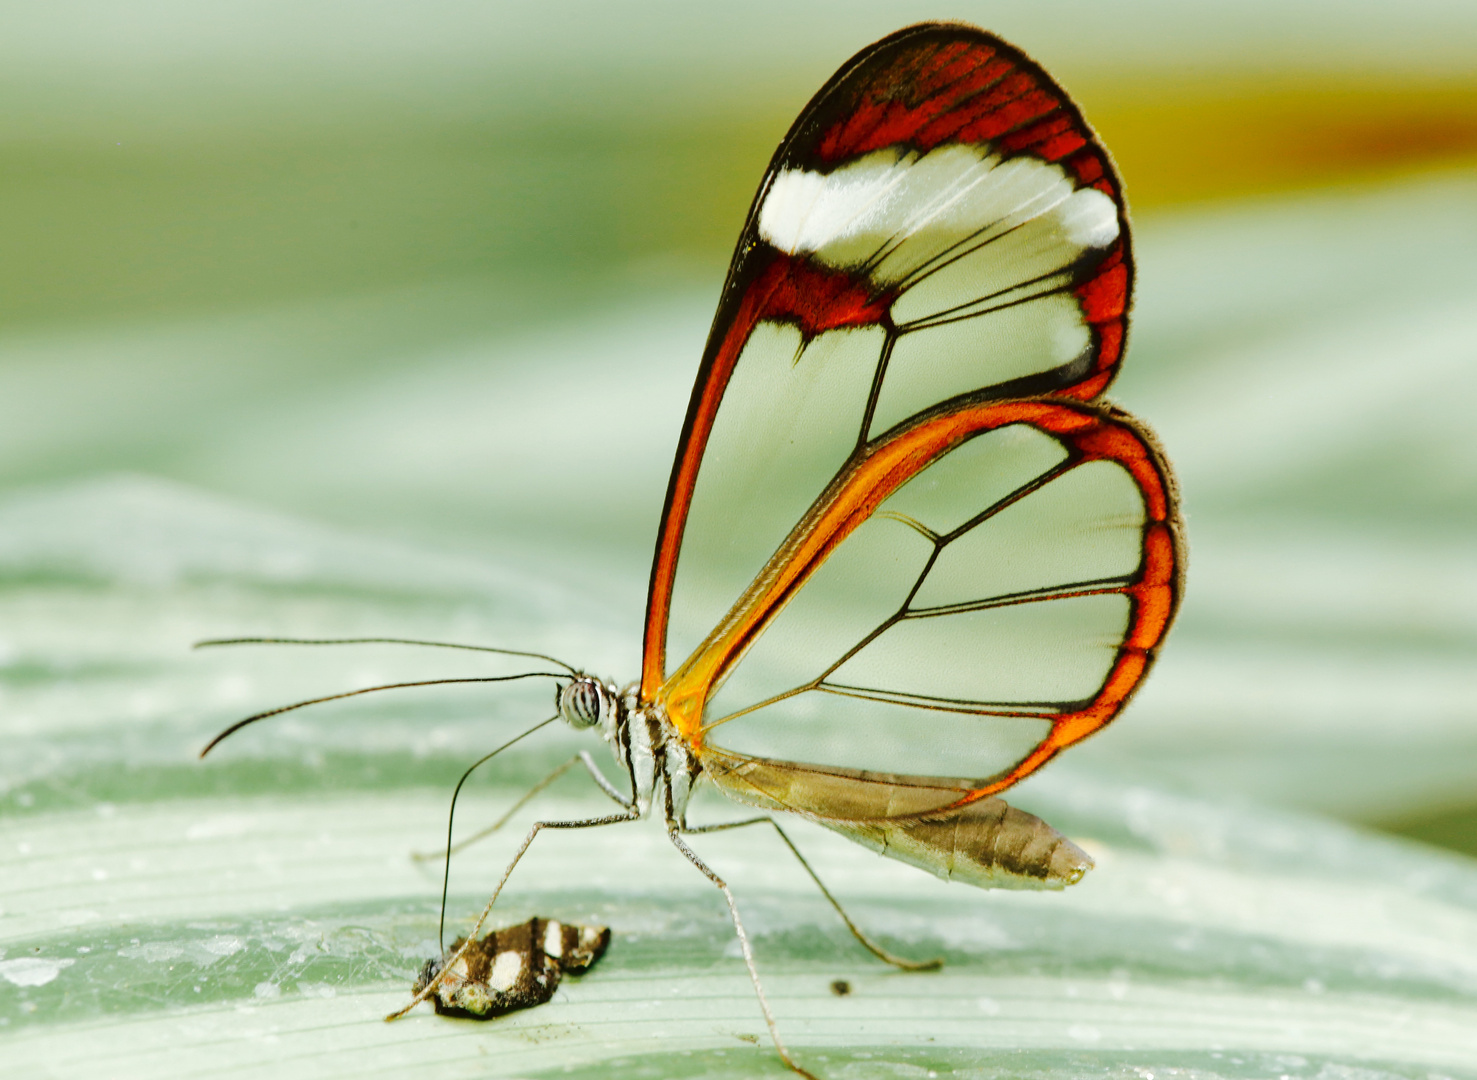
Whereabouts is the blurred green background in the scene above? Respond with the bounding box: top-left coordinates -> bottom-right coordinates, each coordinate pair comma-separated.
3,2 -> 1477,1077
4,0 -> 1474,839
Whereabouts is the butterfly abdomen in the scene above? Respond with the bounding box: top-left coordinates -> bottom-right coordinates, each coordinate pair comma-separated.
823,796 -> 1094,890
702,747 -> 1093,890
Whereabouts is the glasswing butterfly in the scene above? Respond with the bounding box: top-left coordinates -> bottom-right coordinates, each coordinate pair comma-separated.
200,21 -> 1184,1078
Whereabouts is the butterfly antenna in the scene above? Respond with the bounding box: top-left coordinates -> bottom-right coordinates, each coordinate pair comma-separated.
198,672 -> 566,758
194,636 -> 579,676
436,714 -> 560,951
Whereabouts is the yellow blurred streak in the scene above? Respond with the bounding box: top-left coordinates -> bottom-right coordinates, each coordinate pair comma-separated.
1082,75 -> 1477,208
4,74 -> 1474,332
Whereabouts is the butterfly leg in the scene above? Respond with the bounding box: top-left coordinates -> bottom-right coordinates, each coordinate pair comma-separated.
413,751 -> 633,863
681,817 -> 942,972
413,753 -> 578,861
387,807 -> 639,1021
667,827 -> 819,1080
576,749 -> 637,809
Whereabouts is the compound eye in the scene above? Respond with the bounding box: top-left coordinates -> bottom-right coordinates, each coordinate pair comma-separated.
558,678 -> 605,728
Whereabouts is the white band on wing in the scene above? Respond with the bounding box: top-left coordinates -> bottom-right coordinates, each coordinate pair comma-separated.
758,145 -> 1117,297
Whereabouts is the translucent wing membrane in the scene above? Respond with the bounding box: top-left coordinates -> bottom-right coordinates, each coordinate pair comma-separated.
642,25 -> 1177,808
661,401 -> 1180,798
645,24 -> 1133,695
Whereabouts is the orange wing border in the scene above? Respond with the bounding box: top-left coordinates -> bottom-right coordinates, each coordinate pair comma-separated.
657,396 -> 1184,806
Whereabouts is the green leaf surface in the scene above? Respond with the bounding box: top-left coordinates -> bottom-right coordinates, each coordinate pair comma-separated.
4,456 -> 1477,1078
3,5 -> 1476,1074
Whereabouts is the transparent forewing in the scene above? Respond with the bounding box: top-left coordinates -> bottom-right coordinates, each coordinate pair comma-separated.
643,24 -> 1132,696
662,324 -> 886,675
660,400 -> 1183,800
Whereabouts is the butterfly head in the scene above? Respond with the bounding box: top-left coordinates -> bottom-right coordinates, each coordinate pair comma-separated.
556,675 -> 619,732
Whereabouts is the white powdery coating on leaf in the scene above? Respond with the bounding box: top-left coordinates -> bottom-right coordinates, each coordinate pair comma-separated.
118,942 -> 184,963
119,936 -> 244,967
0,957 -> 75,987
199,935 -> 244,957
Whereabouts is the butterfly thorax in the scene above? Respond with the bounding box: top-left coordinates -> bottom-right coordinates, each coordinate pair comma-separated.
556,675 -> 699,825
